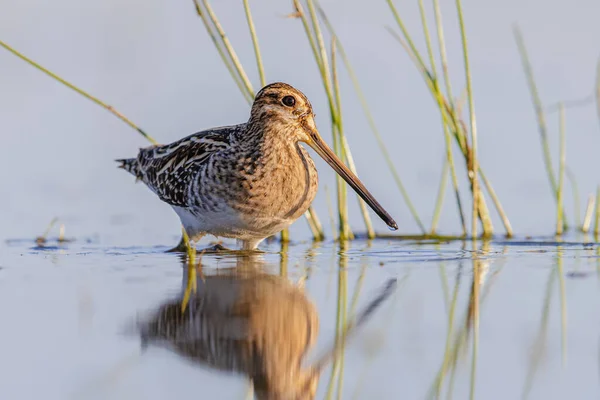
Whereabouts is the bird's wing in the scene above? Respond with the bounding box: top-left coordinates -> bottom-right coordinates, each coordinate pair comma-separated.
135,126 -> 236,206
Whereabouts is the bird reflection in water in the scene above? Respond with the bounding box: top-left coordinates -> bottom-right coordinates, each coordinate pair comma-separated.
137,254 -> 396,400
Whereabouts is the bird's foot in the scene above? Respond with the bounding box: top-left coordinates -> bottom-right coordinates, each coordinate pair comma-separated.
165,236 -> 190,253
202,243 -> 232,253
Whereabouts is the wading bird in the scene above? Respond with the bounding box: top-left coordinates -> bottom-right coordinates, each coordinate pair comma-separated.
118,82 -> 397,250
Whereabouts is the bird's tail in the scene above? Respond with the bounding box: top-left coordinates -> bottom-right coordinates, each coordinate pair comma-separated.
116,158 -> 141,180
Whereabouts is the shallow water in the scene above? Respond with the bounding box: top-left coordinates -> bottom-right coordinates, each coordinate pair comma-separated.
1,235 -> 599,400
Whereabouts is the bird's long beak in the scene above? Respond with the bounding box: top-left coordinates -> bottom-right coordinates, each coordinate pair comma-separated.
302,120 -> 398,230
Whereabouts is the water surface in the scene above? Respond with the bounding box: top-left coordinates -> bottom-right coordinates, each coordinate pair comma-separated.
1,236 -> 598,399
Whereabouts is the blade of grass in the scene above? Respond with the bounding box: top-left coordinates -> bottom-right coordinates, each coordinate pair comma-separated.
513,25 -> 568,230
594,186 -> 600,237
455,0 -> 479,239
201,0 -> 255,97
478,169 -> 513,237
596,57 -> 600,132
331,38 -> 374,239
309,0 -> 366,240
431,0 -> 468,235
431,159 -> 450,234
306,207 -> 326,241
0,40 -> 158,145
324,185 -> 338,239
35,217 -> 59,246
243,0 -> 266,87
294,0 -> 367,240
582,193 -> 595,233
192,0 -> 253,104
279,240 -> 289,277
294,1 -> 348,239
556,103 -> 566,235
329,39 -> 352,240
416,0 -> 467,236
565,167 -> 581,229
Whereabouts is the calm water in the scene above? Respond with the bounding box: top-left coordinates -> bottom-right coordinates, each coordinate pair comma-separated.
1,235 -> 599,399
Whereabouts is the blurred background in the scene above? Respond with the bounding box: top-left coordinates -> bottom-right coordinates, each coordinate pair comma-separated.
1,0 -> 599,243
1,2 -> 600,400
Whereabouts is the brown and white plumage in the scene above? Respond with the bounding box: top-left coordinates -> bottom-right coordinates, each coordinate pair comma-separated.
118,82 -> 397,250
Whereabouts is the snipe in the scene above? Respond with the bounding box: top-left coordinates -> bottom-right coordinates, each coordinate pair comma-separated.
117,82 -> 397,250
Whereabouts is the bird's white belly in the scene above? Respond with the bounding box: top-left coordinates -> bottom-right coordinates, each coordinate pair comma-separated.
172,205 -> 292,242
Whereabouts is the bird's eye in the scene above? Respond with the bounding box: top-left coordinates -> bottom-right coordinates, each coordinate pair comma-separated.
282,96 -> 296,107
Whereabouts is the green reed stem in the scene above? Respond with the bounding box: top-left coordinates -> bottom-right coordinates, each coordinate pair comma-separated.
295,0 -> 359,239
582,193 -> 595,233
431,0 -> 467,235
433,0 -> 455,113
202,0 -> 254,97
431,159 -> 450,234
596,57 -> 600,132
306,207 -> 326,241
193,0 -> 253,104
387,0 -> 429,75
417,0 -> 450,235
35,217 -> 59,246
317,4 -> 426,233
0,40 -> 158,145
556,103 -> 566,235
478,168 -> 513,237
324,185 -> 338,238
594,186 -> 600,237
330,40 -> 352,240
565,167 -> 581,229
307,0 -> 354,240
455,0 -> 479,240
279,241 -> 289,277
513,25 -> 568,230
280,228 -> 290,243
331,39 -> 373,239
242,0 -> 266,87
293,0 -> 325,75
513,25 -> 556,191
